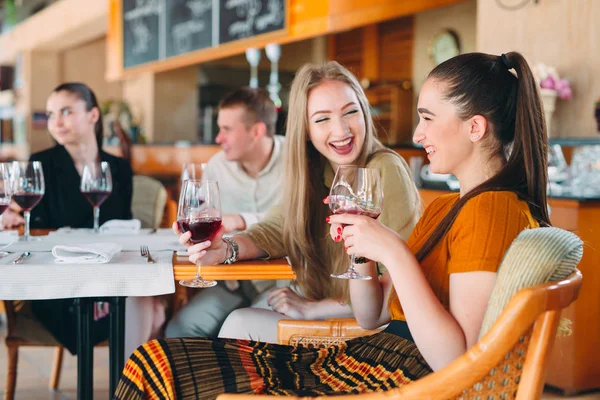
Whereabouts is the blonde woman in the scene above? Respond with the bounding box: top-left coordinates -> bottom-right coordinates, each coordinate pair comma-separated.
186,62 -> 421,342
114,61 -> 422,399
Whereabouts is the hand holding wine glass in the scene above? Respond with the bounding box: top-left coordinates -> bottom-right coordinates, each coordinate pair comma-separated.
10,161 -> 45,241
328,166 -> 383,280
80,161 -> 113,233
176,180 -> 222,288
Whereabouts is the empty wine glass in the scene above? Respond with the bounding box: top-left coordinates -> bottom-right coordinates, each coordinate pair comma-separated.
80,162 -> 113,233
0,163 -> 11,217
181,162 -> 207,182
177,179 -> 222,288
0,163 -> 11,254
11,161 -> 45,241
329,166 -> 383,280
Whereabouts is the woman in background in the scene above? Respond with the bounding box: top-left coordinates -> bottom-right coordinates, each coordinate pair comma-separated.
3,82 -> 163,358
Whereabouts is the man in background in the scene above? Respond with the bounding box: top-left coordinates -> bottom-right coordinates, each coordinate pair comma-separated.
166,86 -> 285,338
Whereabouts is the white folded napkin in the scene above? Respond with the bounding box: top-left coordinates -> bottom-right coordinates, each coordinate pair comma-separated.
100,219 -> 142,235
0,230 -> 19,244
52,243 -> 123,264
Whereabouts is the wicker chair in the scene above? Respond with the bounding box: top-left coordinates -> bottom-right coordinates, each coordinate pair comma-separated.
218,227 -> 584,400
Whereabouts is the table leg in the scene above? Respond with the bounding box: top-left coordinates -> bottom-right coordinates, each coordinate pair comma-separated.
109,297 -> 126,398
75,298 -> 94,400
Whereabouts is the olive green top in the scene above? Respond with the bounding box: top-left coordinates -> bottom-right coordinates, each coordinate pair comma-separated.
244,151 -> 422,273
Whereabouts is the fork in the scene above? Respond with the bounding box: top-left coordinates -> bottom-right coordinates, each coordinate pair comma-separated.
140,245 -> 157,264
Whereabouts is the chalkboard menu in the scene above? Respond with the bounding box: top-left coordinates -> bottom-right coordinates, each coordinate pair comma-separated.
123,0 -> 161,68
122,0 -> 286,69
166,0 -> 214,58
219,0 -> 286,44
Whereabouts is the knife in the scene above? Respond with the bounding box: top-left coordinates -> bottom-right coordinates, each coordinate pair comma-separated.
13,251 -> 32,264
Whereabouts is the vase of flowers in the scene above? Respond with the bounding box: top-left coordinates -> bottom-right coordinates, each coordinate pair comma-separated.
533,63 -> 572,137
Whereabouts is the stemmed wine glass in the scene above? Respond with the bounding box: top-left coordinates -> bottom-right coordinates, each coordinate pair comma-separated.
328,166 -> 383,280
0,163 -> 12,217
0,164 -> 11,255
80,162 -> 113,233
10,161 -> 45,241
181,162 -> 207,181
177,179 -> 222,288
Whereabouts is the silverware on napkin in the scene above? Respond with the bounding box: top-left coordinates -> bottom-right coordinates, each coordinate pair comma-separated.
13,251 -> 32,264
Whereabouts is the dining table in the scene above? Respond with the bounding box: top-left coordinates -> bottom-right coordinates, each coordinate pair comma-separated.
0,228 -> 295,400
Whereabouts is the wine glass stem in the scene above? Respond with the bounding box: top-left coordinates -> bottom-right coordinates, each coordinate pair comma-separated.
93,206 -> 100,233
195,263 -> 202,281
23,210 -> 30,240
349,254 -> 357,274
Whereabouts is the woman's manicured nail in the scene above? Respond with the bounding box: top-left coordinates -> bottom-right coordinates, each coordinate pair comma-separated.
322,197 -> 328,203
326,216 -> 331,223
337,226 -> 342,235
335,235 -> 341,242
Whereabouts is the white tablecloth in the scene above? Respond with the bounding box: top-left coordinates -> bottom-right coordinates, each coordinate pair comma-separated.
0,229 -> 186,253
0,251 -> 175,300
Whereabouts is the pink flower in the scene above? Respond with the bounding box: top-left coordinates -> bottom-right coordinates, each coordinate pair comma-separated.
558,86 -> 573,100
540,76 -> 556,90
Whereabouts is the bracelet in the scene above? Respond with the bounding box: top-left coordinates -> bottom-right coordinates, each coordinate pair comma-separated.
221,237 -> 239,264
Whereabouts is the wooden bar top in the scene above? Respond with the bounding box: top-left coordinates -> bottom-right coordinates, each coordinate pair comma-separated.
172,254 -> 295,281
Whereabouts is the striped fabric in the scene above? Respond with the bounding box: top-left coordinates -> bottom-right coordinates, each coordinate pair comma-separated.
114,332 -> 432,399
478,227 -> 583,338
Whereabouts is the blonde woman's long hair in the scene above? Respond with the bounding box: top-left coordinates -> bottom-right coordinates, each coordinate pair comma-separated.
282,61 -> 393,302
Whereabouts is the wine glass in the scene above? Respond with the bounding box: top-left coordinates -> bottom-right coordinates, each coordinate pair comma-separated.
0,163 -> 12,216
80,162 -> 113,233
10,161 -> 45,241
177,179 -> 222,288
329,166 -> 383,280
0,164 -> 11,254
181,162 -> 207,182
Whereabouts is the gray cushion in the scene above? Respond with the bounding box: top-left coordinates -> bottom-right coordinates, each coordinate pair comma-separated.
478,227 -> 583,339
132,175 -> 167,229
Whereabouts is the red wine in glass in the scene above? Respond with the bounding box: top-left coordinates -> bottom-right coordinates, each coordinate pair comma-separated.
177,217 -> 222,244
13,193 -> 44,211
328,166 -> 383,280
82,190 -> 112,208
0,204 -> 8,215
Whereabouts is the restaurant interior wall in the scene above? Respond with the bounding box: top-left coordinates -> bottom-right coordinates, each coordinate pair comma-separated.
61,38 -> 123,105
477,0 -> 600,138
413,0 -> 476,128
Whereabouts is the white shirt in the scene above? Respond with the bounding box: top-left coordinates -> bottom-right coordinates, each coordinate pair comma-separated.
204,135 -> 285,227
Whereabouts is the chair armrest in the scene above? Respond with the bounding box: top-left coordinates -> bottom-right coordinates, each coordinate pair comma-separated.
277,318 -> 384,346
161,198 -> 177,228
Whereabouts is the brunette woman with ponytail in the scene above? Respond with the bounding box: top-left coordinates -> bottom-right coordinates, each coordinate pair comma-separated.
114,52 -> 547,399
329,51 -> 550,371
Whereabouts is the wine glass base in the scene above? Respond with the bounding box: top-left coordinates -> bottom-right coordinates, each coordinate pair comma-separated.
18,236 -> 41,242
179,278 -> 218,288
330,271 -> 372,280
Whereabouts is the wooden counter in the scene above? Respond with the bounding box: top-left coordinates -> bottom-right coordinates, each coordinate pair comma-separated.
420,189 -> 600,394
106,144 -> 427,181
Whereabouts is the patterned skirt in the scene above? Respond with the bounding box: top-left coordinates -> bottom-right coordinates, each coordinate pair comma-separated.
114,332 -> 432,400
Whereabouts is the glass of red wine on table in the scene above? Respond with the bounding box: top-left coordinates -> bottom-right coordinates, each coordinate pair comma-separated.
177,179 -> 222,288
328,165 -> 383,280
80,161 -> 113,233
10,161 -> 45,241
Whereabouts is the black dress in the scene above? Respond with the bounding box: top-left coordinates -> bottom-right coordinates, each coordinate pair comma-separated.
28,145 -> 133,354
